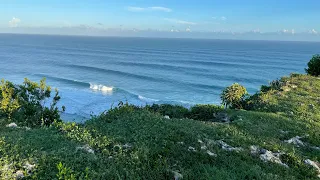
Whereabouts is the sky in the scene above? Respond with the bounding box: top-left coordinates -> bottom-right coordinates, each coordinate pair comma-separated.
1,0 -> 320,41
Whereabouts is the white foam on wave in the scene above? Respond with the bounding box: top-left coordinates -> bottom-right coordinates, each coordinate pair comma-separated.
138,95 -> 158,102
89,83 -> 113,92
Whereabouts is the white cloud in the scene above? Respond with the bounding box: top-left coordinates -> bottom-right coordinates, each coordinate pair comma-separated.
164,18 -> 197,25
9,17 -> 21,27
212,16 -> 227,21
221,16 -> 227,21
149,7 -> 172,12
310,29 -> 318,34
127,6 -> 172,12
281,29 -> 295,34
186,27 -> 191,32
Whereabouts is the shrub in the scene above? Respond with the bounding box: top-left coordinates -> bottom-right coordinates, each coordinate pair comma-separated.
0,78 -> 64,127
0,80 -> 20,119
188,104 -> 223,121
305,54 -> 320,76
221,83 -> 248,109
145,104 -> 189,119
269,79 -> 285,91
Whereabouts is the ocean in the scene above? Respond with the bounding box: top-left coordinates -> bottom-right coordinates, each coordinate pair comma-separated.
1,34 -> 319,121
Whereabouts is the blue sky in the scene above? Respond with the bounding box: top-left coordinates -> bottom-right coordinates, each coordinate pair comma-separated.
1,0 -> 320,41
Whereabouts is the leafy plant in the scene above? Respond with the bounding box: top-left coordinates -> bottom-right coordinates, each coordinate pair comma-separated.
221,83 -> 248,109
0,80 -> 20,119
305,54 -> 320,76
145,104 -> 189,119
188,104 -> 223,121
0,78 -> 64,127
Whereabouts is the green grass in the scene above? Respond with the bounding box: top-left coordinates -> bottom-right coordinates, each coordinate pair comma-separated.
0,74 -> 320,179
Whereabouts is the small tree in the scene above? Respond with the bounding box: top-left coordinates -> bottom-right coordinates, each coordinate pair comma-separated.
221,83 -> 248,109
0,78 -> 65,127
305,54 -> 320,76
0,80 -> 20,119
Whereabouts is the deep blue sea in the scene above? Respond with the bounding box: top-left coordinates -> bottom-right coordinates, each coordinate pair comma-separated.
1,34 -> 319,121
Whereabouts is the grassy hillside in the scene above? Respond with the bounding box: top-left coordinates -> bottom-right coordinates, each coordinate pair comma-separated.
0,74 -> 320,179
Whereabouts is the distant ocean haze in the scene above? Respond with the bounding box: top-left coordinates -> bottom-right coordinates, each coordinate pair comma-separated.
1,34 -> 319,121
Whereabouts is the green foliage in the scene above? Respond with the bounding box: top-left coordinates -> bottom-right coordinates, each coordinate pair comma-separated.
269,79 -> 285,91
189,104 -> 224,121
0,78 -> 64,127
145,104 -> 189,119
221,83 -> 248,109
57,162 -> 76,180
0,80 -> 20,119
306,54 -> 320,76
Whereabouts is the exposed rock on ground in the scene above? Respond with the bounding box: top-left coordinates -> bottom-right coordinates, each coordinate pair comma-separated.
172,171 -> 183,180
76,145 -> 95,154
284,136 -> 305,147
15,170 -> 24,179
6,123 -> 18,128
216,140 -> 243,152
164,115 -> 170,119
206,150 -> 217,157
259,149 -> 288,168
188,146 -> 196,152
251,145 -> 288,168
304,159 -> 320,178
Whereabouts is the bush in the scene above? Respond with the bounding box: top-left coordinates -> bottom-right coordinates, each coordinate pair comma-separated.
0,78 -> 64,127
305,54 -> 320,76
188,104 -> 223,121
221,83 -> 248,109
144,104 -> 189,119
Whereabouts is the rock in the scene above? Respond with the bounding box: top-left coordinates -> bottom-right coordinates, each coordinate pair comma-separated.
215,113 -> 230,123
284,136 -> 305,147
259,150 -> 288,168
164,115 -> 170,119
304,159 -> 320,178
177,142 -> 184,145
188,146 -> 196,152
291,85 -> 298,89
311,146 -> 320,151
280,130 -> 290,134
25,127 -> 31,131
122,143 -> 132,149
201,145 -> 207,150
15,170 -> 24,179
23,162 -> 36,173
250,145 -> 260,155
76,145 -> 95,154
206,150 -> 217,157
172,171 -> 183,180
217,140 -> 243,152
197,139 -> 204,144
6,123 -> 18,128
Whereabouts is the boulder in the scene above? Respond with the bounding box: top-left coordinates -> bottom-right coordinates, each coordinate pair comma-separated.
172,171 -> 183,180
259,149 -> 288,168
6,123 -> 18,128
164,115 -> 170,119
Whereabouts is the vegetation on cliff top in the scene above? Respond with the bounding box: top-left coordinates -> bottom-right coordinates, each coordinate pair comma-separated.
0,56 -> 320,179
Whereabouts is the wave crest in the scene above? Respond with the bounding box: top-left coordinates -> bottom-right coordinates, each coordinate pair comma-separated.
89,83 -> 113,92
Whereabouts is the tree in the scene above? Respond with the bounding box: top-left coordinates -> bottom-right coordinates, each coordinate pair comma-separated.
305,54 -> 320,76
221,83 -> 248,109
